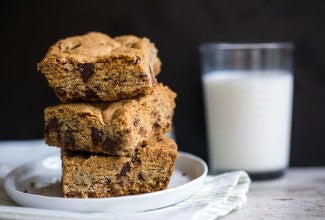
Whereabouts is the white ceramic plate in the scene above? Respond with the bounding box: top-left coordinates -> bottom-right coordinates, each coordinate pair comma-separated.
4,152 -> 207,212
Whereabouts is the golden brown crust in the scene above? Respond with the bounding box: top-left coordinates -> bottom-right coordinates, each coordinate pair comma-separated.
37,32 -> 161,102
62,137 -> 178,198
44,84 -> 176,155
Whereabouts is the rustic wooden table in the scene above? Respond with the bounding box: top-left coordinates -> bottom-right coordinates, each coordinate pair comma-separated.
225,167 -> 325,219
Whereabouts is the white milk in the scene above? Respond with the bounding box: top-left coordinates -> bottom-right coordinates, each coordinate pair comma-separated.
202,71 -> 293,173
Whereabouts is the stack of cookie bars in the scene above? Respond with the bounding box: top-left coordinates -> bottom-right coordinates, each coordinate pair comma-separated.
37,32 -> 178,198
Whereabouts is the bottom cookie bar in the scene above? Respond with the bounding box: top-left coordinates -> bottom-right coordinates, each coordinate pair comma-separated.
62,137 -> 178,198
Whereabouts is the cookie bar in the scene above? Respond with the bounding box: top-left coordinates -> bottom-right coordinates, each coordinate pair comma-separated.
44,83 -> 176,155
37,32 -> 161,102
62,137 -> 178,198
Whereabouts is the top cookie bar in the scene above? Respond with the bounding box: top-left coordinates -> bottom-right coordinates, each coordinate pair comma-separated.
37,32 -> 161,102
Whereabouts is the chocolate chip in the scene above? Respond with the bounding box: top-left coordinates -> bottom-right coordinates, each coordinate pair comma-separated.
45,117 -> 60,134
116,162 -> 131,178
85,88 -> 99,100
78,63 -> 94,82
55,87 -> 67,98
103,137 -> 118,153
64,130 -> 75,148
138,173 -> 145,181
91,127 -> 103,146
153,122 -> 160,129
45,117 -> 62,142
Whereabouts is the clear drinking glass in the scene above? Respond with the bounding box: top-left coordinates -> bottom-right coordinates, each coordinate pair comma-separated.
199,43 -> 294,180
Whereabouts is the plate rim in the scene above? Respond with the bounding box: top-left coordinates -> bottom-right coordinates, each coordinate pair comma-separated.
3,151 -> 208,211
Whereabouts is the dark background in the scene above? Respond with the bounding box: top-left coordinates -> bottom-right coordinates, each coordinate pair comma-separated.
1,0 -> 324,166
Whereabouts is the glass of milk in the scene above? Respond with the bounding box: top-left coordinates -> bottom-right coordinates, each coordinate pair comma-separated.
199,43 -> 294,180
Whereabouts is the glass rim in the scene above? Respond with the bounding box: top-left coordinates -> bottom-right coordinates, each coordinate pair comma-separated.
199,42 -> 294,51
